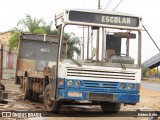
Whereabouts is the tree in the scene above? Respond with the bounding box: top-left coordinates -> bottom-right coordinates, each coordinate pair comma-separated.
151,68 -> 157,75
17,14 -> 45,33
142,68 -> 147,78
39,22 -> 55,35
66,33 -> 80,59
33,28 -> 45,34
9,14 -> 46,50
8,14 -> 80,59
8,31 -> 20,50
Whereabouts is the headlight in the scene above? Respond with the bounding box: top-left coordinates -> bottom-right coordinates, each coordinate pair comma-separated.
128,83 -> 134,90
67,80 -> 74,86
121,83 -> 126,89
76,81 -> 81,86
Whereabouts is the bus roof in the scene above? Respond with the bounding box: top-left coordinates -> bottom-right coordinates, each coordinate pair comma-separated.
55,9 -> 142,30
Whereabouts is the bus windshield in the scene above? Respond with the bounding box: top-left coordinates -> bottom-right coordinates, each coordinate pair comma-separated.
56,9 -> 142,69
60,24 -> 141,69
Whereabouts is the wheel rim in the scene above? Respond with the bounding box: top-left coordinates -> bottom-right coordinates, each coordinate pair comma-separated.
45,90 -> 53,106
44,86 -> 55,111
44,85 -> 61,112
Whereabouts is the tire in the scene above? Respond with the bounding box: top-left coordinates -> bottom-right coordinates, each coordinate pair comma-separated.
31,92 -> 39,102
24,77 -> 32,100
0,91 -> 3,99
43,85 -> 61,113
100,102 -> 121,113
0,83 -> 5,91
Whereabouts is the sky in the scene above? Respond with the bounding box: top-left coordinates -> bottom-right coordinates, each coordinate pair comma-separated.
1,0 -> 160,62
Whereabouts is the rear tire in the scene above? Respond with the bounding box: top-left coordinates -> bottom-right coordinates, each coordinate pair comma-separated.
100,102 -> 121,113
31,92 -> 39,102
24,77 -> 32,100
43,85 -> 61,113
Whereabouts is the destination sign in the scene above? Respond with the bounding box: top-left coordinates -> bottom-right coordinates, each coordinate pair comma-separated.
69,11 -> 139,27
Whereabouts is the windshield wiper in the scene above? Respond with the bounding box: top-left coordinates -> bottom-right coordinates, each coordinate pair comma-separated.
116,55 -> 126,70
110,42 -> 126,70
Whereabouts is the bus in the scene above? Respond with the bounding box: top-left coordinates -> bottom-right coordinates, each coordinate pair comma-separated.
46,9 -> 142,113
18,9 -> 142,113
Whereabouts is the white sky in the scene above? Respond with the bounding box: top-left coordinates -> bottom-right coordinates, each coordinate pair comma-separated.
0,0 -> 160,62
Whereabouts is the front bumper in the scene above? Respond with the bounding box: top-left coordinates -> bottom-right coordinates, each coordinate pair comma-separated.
58,89 -> 139,104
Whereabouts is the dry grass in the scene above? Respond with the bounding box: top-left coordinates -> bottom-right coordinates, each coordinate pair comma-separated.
142,78 -> 160,84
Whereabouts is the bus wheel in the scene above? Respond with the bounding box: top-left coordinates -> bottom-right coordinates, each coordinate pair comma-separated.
43,85 -> 61,113
100,102 -> 121,113
24,77 -> 32,100
31,92 -> 39,102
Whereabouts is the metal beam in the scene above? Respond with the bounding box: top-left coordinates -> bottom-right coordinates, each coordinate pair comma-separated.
143,25 -> 160,52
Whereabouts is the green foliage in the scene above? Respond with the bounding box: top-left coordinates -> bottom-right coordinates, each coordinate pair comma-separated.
40,22 -> 55,35
142,68 -> 147,78
8,31 -> 20,50
52,30 -> 58,35
67,33 -> 80,59
9,14 -> 80,58
17,14 -> 45,33
33,28 -> 45,34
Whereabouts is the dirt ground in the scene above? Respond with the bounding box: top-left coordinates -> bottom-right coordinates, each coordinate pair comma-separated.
0,79 -> 160,120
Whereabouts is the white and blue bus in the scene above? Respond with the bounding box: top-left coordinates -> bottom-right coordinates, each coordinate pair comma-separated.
43,9 -> 142,113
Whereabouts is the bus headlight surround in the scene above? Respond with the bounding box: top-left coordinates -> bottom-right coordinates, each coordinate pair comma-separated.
76,81 -> 81,87
128,83 -> 134,90
67,80 -> 74,86
121,83 -> 126,89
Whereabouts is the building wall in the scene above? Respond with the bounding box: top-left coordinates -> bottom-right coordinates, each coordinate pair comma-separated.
1,45 -> 17,79
0,31 -> 17,80
0,31 -> 12,45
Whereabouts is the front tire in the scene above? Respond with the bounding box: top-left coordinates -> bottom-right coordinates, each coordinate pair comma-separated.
100,102 -> 121,113
43,85 -> 61,113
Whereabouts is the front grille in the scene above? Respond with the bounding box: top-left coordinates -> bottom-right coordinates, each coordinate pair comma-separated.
84,80 -> 118,89
87,93 -> 114,101
66,67 -> 136,80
